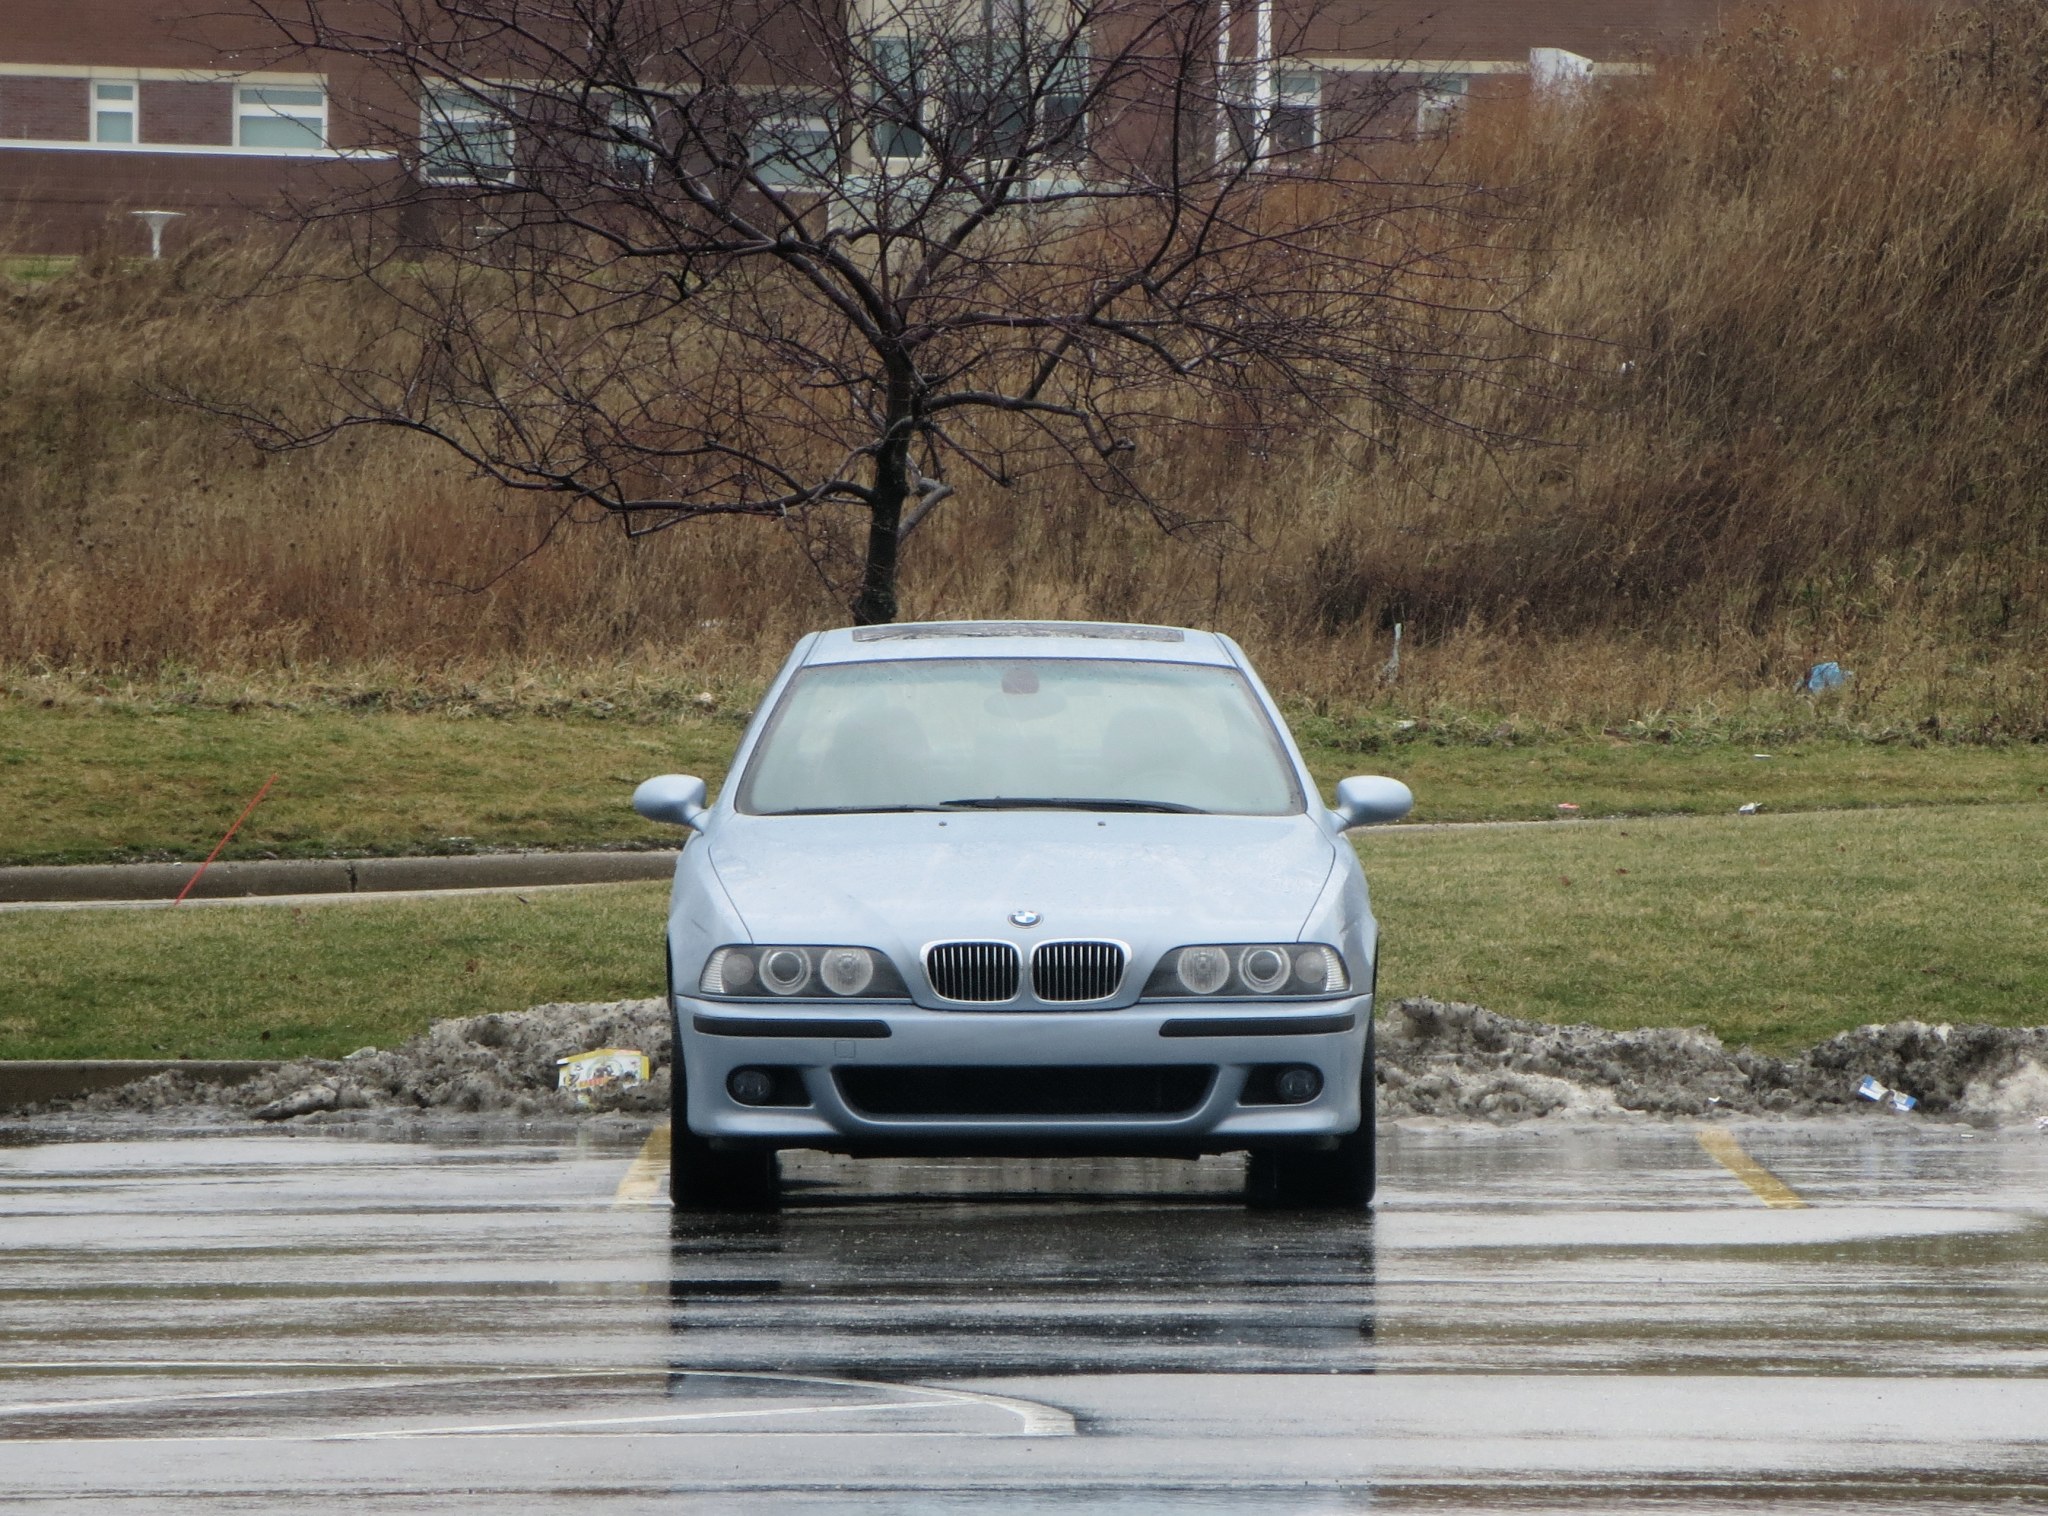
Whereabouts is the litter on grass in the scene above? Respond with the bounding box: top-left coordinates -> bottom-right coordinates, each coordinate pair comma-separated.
1738,802 -> 1764,814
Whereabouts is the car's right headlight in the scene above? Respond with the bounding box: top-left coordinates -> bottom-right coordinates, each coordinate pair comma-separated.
697,945 -> 909,999
1140,943 -> 1351,999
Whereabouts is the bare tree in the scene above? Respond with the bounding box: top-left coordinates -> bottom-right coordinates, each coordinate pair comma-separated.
221,0 -> 1521,624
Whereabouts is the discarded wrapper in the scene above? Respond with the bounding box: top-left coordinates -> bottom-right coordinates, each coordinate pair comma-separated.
1855,1074 -> 1918,1113
1555,802 -> 1579,814
1738,802 -> 1763,815
557,1047 -> 651,1100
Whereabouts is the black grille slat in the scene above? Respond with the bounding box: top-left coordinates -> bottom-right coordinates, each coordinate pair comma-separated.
835,1065 -> 1214,1118
926,941 -> 1021,1002
1031,941 -> 1126,1002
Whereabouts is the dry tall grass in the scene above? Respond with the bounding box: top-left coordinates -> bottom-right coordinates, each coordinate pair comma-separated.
2,0 -> 2044,734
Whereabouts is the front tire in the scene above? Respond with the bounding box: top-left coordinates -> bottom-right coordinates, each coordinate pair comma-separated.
668,977 -> 780,1212
1246,1046 -> 1376,1210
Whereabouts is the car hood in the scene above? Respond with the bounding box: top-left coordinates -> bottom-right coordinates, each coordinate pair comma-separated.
702,810 -> 1339,950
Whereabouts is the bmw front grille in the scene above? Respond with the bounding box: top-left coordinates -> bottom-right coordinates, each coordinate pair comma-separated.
1030,941 -> 1127,1002
925,941 -> 1022,1002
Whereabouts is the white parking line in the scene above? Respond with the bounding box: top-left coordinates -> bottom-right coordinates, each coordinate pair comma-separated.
0,1364 -> 1078,1439
329,1398 -> 947,1439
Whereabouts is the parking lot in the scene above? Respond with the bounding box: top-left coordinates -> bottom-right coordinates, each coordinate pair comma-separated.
3,1119 -> 2046,1511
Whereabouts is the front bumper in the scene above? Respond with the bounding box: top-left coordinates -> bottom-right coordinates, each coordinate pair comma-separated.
673,993 -> 1372,1157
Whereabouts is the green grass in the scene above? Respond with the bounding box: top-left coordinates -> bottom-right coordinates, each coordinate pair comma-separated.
0,884 -> 672,1062
3,803 -> 2041,1060
1,701 -> 2041,866
1319,738 -> 2047,825
0,255 -> 75,283
0,707 -> 735,865
1367,802 -> 2048,1052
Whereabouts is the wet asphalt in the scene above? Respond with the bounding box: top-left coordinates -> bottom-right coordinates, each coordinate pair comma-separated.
2,1119 -> 2046,1511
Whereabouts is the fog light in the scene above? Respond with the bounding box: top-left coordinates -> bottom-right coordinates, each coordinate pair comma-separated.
1274,1066 -> 1322,1104
728,1068 -> 775,1105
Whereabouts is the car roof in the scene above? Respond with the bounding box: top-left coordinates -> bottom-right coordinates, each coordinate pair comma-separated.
802,620 -> 1240,667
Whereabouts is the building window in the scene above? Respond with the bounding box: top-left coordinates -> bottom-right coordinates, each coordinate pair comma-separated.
607,97 -> 658,181
1224,66 -> 1319,164
748,112 -> 836,188
942,38 -> 1038,162
1043,43 -> 1088,152
93,81 -> 136,145
869,35 -> 927,162
864,26 -> 1085,172
421,85 -> 514,184
237,86 -> 326,149
1416,75 -> 1466,135
1269,69 -> 1320,154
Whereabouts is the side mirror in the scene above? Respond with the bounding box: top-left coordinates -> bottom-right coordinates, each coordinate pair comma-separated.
1330,775 -> 1413,831
633,774 -> 711,832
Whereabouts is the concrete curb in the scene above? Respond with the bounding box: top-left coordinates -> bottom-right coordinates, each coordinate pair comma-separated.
0,809 -> 1822,904
0,850 -> 680,904
0,1060 -> 283,1113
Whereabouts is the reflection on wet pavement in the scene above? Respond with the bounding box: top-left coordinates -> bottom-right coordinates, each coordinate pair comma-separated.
0,1119 -> 2045,1510
670,1158 -> 1376,1377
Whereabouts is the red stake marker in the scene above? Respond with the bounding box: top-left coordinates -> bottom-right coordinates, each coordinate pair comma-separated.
173,774 -> 279,906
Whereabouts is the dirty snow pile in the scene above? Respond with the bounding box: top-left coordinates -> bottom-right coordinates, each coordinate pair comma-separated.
88,1000 -> 673,1121
1379,998 -> 2048,1124
55,995 -> 2048,1127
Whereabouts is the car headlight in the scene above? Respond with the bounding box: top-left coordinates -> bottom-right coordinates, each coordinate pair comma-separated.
1141,943 -> 1351,999
697,946 -> 908,999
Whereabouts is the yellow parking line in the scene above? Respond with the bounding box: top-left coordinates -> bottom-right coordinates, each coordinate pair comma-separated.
612,1124 -> 671,1208
1696,1128 -> 1808,1209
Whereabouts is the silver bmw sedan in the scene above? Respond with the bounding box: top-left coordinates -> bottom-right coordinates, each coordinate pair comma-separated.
634,620 -> 1411,1210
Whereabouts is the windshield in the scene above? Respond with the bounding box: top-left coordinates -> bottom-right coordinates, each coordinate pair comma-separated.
737,658 -> 1304,817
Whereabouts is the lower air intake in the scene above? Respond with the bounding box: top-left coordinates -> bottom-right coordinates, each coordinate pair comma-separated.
835,1065 -> 1215,1119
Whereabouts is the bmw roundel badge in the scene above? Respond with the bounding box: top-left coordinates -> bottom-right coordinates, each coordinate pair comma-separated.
1009,909 -> 1042,928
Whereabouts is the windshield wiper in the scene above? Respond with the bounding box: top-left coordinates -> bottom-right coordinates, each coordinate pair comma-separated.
939,796 -> 1210,814
768,804 -> 957,816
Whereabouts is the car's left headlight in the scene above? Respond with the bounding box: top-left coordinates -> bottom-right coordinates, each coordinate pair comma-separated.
698,945 -> 910,1000
1140,943 -> 1351,999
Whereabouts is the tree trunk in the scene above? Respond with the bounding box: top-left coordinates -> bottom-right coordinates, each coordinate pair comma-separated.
851,430 -> 909,626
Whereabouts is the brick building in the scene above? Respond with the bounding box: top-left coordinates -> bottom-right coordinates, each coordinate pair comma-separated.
2,0 -> 1726,257
0,2 -> 400,253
